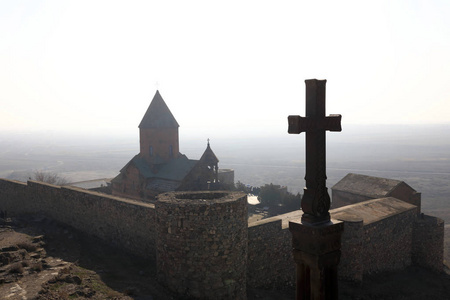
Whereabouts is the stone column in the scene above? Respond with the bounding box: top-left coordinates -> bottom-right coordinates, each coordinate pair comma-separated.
289,219 -> 344,300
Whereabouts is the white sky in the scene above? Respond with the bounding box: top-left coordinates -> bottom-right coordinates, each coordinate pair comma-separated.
1,0 -> 450,139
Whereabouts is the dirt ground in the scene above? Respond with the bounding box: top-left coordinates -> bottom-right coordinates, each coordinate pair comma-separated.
1,215 -> 449,300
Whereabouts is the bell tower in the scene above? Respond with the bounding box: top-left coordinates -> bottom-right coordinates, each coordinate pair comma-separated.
139,91 -> 180,164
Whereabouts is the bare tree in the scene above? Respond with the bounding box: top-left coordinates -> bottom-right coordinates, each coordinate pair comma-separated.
33,171 -> 69,186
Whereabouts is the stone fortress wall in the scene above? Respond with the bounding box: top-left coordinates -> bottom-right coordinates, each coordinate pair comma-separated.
0,178 -> 444,295
0,179 -> 157,259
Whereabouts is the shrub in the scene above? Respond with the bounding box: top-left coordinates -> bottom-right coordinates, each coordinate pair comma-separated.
33,171 -> 69,186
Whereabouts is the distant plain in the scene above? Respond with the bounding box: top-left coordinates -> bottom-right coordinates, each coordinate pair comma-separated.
1,124 -> 449,223
1,124 -> 449,264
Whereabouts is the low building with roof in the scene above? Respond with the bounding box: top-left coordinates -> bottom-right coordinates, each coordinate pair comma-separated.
111,91 -> 233,202
331,173 -> 421,213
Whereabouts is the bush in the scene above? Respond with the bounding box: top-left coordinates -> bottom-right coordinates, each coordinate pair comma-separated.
33,171 -> 69,186
258,183 -> 284,206
234,181 -> 251,193
258,183 -> 302,213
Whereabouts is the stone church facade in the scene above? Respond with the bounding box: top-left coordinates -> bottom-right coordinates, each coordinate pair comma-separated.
111,91 -> 233,202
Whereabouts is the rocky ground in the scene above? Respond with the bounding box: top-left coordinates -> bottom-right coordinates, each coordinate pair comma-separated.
0,215 -> 172,300
0,215 -> 449,299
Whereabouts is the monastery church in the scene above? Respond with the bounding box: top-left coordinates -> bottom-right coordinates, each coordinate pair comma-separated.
111,91 -> 233,201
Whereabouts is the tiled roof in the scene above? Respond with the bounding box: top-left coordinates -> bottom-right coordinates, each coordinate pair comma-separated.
199,141 -> 219,164
331,197 -> 416,225
154,156 -> 198,181
127,154 -> 198,181
139,90 -> 179,129
331,173 -> 413,199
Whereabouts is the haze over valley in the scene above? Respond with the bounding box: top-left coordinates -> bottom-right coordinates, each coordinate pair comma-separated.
1,123 -> 449,224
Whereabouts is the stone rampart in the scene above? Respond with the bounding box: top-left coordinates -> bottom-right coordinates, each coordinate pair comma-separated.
338,216 -> 364,281
333,198 -> 419,280
246,197 -> 442,285
412,214 -> 444,272
0,178 -> 156,259
247,218 -> 294,288
0,178 -> 445,294
0,179 -> 30,214
361,206 -> 416,274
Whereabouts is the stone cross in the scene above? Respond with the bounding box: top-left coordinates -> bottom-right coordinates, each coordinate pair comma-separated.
288,79 -> 341,224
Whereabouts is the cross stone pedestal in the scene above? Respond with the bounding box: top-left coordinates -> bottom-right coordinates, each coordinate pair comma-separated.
289,219 -> 344,300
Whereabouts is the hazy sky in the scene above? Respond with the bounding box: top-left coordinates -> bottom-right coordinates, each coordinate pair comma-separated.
1,0 -> 449,139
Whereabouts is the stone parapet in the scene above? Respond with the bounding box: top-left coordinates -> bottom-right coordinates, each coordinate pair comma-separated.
0,178 -> 157,259
247,218 -> 294,288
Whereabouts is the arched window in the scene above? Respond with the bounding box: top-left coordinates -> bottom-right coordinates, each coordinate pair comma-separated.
149,146 -> 153,156
169,145 -> 173,158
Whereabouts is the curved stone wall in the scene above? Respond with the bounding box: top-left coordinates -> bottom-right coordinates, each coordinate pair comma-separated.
156,191 -> 247,299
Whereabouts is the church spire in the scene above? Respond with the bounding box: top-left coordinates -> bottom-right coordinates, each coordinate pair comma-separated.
200,139 -> 219,164
139,90 -> 179,129
139,90 -> 180,163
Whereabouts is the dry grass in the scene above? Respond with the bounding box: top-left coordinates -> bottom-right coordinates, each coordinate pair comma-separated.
31,261 -> 43,272
9,262 -> 24,274
17,241 -> 38,252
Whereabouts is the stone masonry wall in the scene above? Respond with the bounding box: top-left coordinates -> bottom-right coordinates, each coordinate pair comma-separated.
338,217 -> 364,282
246,199 -> 435,285
389,182 -> 422,214
362,207 -> 417,274
0,179 -> 29,214
156,191 -> 248,300
247,219 -> 294,289
0,178 -> 157,259
0,178 -> 444,294
412,214 -> 444,272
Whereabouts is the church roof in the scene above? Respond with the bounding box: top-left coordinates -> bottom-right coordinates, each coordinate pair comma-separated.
199,141 -> 219,164
331,197 -> 416,225
139,90 -> 179,129
124,154 -> 198,182
332,173 -> 415,199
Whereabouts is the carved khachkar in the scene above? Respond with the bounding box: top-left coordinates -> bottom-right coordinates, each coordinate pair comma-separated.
288,79 -> 341,224
288,79 -> 343,300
